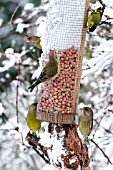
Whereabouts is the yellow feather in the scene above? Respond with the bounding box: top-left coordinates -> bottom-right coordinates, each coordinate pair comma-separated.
27,103 -> 41,131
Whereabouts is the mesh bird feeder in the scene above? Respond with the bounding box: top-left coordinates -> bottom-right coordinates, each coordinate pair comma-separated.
37,0 -> 89,124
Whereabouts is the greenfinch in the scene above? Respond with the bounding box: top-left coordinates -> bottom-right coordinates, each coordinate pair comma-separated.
88,4 -> 105,32
28,50 -> 60,92
78,107 -> 93,137
26,35 -> 42,49
27,103 -> 41,132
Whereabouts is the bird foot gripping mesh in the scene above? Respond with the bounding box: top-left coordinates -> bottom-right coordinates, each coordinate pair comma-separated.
37,0 -> 89,124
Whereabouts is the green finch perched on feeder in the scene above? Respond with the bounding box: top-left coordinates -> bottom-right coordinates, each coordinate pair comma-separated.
26,35 -> 42,49
78,107 -> 93,138
27,103 -> 41,133
88,4 -> 105,32
28,50 -> 60,92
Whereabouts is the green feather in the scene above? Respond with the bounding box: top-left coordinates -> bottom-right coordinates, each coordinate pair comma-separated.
88,5 -> 105,32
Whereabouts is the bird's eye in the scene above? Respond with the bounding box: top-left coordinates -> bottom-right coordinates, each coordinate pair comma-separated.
85,108 -> 88,111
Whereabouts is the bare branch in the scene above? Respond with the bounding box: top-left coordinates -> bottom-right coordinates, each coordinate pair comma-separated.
32,147 -> 50,164
16,59 -> 21,130
90,139 -> 113,165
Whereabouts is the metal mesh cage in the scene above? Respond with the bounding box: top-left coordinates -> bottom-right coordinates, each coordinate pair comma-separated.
37,0 -> 89,124
43,0 -> 89,51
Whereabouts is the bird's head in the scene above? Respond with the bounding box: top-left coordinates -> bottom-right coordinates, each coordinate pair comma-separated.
49,49 -> 59,61
29,103 -> 38,112
26,35 -> 40,43
82,107 -> 93,117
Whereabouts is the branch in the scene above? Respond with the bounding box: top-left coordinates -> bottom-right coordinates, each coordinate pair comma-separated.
25,132 -> 50,164
94,119 -> 113,135
90,139 -> 113,165
93,96 -> 113,138
108,109 -> 113,114
98,0 -> 106,7
32,147 -> 50,164
16,59 -> 21,129
9,1 -> 24,30
99,21 -> 112,26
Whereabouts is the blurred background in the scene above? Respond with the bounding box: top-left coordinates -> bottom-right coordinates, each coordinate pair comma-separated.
0,0 -> 47,169
0,0 -> 113,170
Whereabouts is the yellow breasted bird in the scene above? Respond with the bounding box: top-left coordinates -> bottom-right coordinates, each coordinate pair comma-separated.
28,50 -> 60,92
78,107 -> 93,138
27,103 -> 41,133
88,4 -> 105,32
26,35 -> 42,49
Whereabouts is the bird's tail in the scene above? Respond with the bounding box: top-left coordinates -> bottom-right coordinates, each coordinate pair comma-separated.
28,80 -> 41,92
89,25 -> 97,32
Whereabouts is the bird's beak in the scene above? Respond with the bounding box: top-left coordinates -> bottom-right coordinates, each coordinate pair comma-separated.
80,108 -> 84,112
80,108 -> 84,115
77,108 -> 83,116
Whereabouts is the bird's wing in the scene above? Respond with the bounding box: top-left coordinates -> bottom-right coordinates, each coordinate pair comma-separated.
45,61 -> 59,77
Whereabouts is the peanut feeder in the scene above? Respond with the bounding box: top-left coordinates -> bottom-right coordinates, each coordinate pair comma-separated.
37,0 -> 89,124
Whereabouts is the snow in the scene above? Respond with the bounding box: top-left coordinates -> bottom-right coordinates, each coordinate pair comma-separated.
0,103 -> 4,115
42,164 -> 50,170
110,80 -> 113,95
1,0 -> 113,170
0,49 -> 16,72
24,3 -> 34,10
0,18 -> 3,26
103,165 -> 113,170
16,23 -> 30,33
36,17 -> 46,37
14,18 -> 23,24
0,117 -> 18,130
30,53 -> 47,80
0,48 -> 33,73
42,164 -> 55,170
23,58 -> 31,65
31,65 -> 43,80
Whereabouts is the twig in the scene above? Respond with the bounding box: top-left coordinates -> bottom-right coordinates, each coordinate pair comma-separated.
16,59 -> 21,130
3,99 -> 26,119
20,132 -> 25,145
93,96 -> 113,138
108,109 -> 113,114
94,119 -> 113,135
98,0 -> 106,7
30,155 -> 40,170
90,139 -> 113,165
2,112 -> 19,130
32,147 -> 50,164
0,127 -> 19,132
9,1 -> 25,30
0,129 -> 10,132
99,21 -> 112,26
93,112 -> 106,139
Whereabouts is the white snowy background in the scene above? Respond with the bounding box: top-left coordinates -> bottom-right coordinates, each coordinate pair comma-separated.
0,0 -> 113,170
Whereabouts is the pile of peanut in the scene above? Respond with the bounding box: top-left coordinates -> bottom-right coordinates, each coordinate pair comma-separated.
38,48 -> 79,114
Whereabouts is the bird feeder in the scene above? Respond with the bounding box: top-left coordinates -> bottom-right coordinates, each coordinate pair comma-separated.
37,0 -> 89,124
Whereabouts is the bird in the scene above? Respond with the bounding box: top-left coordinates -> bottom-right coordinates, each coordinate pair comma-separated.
28,50 -> 60,92
25,35 -> 42,49
78,107 -> 93,140
27,103 -> 41,134
88,4 -> 105,32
